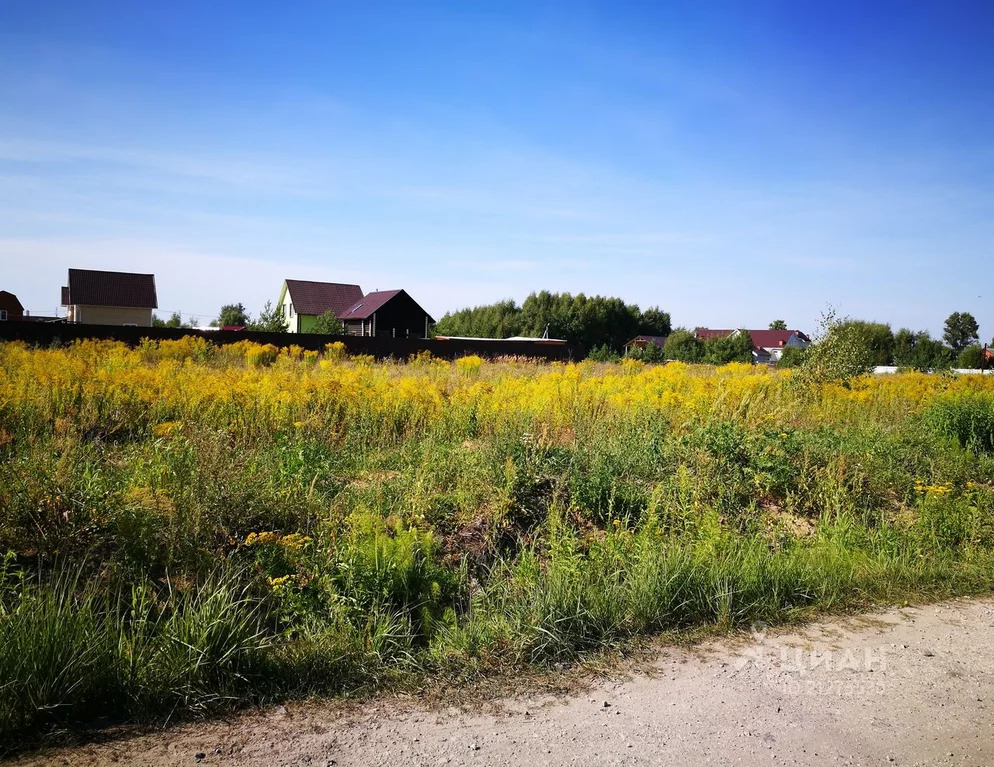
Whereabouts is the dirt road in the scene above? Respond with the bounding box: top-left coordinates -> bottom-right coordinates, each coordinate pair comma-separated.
13,597 -> 994,766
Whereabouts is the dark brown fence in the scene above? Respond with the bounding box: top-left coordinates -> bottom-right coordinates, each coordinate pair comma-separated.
0,322 -> 579,361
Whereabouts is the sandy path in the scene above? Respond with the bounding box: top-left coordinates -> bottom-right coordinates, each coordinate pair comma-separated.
11,597 -> 994,766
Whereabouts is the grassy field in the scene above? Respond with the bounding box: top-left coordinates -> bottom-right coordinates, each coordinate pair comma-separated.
2,337 -> 994,746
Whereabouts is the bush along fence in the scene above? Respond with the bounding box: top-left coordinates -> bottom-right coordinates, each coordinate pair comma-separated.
0,322 -> 580,361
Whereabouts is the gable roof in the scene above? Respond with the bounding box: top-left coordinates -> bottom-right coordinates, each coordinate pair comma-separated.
0,290 -> 24,312
284,279 -> 364,317
626,334 -> 669,347
339,290 -> 403,320
694,328 -> 811,350
748,329 -> 811,349
63,269 -> 158,309
694,328 -> 736,341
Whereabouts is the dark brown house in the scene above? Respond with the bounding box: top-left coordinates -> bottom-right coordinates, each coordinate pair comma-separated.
0,290 -> 24,321
338,289 -> 435,338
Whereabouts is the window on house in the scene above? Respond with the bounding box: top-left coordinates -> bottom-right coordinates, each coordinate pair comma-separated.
0,310 -> 7,321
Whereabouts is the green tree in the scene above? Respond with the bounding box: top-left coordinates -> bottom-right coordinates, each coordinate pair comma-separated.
308,310 -> 344,335
892,328 -> 953,371
663,329 -> 703,362
247,300 -> 288,333
152,311 -> 186,328
769,319 -> 787,330
638,307 -> 672,337
629,341 -> 665,363
212,303 -> 249,328
943,312 -> 980,351
587,343 -> 620,362
435,292 -> 670,353
701,331 -> 755,365
801,310 -> 876,385
777,345 -> 807,368
957,345 -> 984,370
835,320 -> 894,365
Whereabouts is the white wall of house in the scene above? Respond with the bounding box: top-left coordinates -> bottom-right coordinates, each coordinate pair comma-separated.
279,289 -> 299,333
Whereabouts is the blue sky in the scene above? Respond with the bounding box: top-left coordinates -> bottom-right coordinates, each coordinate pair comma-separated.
1,1 -> 993,337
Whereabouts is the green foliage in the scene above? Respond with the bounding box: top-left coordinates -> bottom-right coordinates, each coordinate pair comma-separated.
893,328 -> 953,371
777,345 -> 807,368
212,303 -> 249,328
308,310 -> 344,335
837,320 -> 895,365
801,310 -> 877,384
925,392 -> 994,454
248,300 -> 289,333
628,341 -> 665,363
943,311 -> 980,351
435,292 -> 671,353
586,344 -> 620,362
152,311 -> 189,328
701,331 -> 754,365
957,345 -> 984,370
769,319 -> 787,330
663,329 -> 703,362
0,567 -> 272,743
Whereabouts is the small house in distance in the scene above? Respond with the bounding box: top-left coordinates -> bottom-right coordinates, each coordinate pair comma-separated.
695,328 -> 810,363
624,334 -> 668,354
62,269 -> 158,326
0,290 -> 24,321
279,279 -> 435,338
339,290 -> 435,338
278,280 -> 364,333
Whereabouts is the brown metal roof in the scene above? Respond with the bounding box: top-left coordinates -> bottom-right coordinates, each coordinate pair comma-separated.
64,269 -> 158,309
284,279 -> 364,317
0,290 -> 24,313
339,290 -> 403,320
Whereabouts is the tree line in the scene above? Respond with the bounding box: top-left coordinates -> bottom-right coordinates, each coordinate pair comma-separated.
775,312 -> 988,371
154,294 -> 988,372
434,291 -> 671,353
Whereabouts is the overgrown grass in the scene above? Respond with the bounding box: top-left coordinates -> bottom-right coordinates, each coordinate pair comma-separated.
2,339 -> 994,749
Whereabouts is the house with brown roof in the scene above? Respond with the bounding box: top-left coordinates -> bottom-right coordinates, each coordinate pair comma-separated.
623,334 -> 669,354
339,289 -> 434,338
0,290 -> 24,322
278,279 -> 435,338
277,279 -> 364,333
61,268 -> 158,326
694,328 -> 811,363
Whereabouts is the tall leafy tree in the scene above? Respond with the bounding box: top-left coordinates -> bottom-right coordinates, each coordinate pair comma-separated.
663,329 -> 703,362
943,312 -> 979,351
769,319 -> 787,330
701,331 -> 755,365
893,328 -> 953,371
835,320 -> 895,365
957,345 -> 984,370
212,303 -> 249,328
